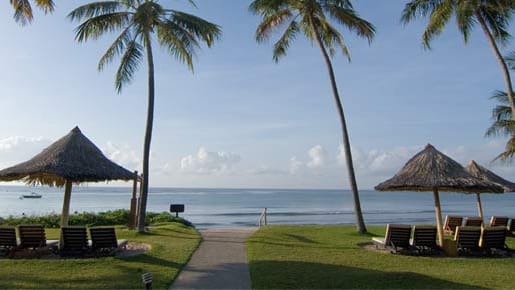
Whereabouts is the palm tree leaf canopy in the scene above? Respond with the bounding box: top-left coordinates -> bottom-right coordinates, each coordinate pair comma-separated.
375,144 -> 504,193
466,160 -> 515,192
0,127 -> 134,186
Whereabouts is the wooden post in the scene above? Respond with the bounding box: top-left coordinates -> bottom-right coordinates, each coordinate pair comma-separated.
137,174 -> 144,225
60,180 -> 73,227
433,189 -> 444,246
129,171 -> 138,229
476,193 -> 484,221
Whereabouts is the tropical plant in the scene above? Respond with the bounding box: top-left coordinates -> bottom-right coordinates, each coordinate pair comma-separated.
250,0 -> 375,233
69,0 -> 221,232
10,0 -> 55,24
486,52 -> 515,162
402,0 -> 515,119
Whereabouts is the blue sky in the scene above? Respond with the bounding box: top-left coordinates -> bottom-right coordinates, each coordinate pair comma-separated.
0,0 -> 514,189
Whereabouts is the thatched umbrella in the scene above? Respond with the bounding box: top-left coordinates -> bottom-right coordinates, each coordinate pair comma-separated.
0,126 -> 135,227
465,160 -> 515,219
375,144 -> 503,246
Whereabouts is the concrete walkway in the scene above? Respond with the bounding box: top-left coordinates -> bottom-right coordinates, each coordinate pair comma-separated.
170,228 -> 257,290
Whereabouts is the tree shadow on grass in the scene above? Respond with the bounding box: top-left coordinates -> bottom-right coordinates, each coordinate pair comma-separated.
249,261 -> 487,289
117,253 -> 183,269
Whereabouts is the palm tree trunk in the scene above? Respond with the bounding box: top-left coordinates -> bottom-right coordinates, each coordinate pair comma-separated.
476,11 -> 515,118
137,33 -> 155,233
309,17 -> 367,233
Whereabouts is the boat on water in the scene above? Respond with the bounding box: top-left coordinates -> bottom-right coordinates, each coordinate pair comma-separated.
20,192 -> 42,199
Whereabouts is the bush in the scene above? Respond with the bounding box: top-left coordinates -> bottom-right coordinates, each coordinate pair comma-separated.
0,209 -> 193,228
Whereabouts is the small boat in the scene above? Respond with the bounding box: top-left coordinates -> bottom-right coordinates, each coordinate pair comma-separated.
21,192 -> 42,199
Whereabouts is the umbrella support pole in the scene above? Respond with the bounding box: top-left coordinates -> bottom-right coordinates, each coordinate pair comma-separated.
129,171 -> 139,229
60,180 -> 73,227
433,189 -> 444,246
476,193 -> 484,221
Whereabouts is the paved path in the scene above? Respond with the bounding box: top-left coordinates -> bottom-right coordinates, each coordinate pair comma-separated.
170,228 -> 257,290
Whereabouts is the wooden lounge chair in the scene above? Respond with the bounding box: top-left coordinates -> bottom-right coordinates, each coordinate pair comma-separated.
489,216 -> 509,228
0,227 -> 17,256
18,224 -> 47,249
410,225 -> 438,255
372,224 -> 411,253
60,226 -> 89,257
480,226 -> 509,256
444,216 -> 463,235
454,226 -> 481,256
464,217 -> 483,227
90,227 -> 127,256
509,218 -> 515,236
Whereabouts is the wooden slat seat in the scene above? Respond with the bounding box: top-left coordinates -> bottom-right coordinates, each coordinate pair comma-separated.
410,225 -> 438,255
0,227 -> 17,256
18,224 -> 46,249
372,224 -> 411,253
444,216 -> 463,235
480,226 -> 509,255
90,227 -> 127,255
464,217 -> 483,227
454,226 -> 481,255
61,226 -> 89,257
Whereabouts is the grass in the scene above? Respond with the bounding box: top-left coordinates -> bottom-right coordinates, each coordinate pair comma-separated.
0,222 -> 200,289
247,225 -> 515,289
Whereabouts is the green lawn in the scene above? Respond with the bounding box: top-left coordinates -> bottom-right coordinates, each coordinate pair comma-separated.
247,225 -> 515,289
0,222 -> 200,289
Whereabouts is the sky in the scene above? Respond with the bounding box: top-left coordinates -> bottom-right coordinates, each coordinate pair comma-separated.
0,0 -> 514,189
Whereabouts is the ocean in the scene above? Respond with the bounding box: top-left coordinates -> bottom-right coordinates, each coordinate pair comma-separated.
0,186 -> 514,228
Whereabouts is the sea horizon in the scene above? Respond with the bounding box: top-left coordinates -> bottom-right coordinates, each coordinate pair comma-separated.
1,185 -> 513,229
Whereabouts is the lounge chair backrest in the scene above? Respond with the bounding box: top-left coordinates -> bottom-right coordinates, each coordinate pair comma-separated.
489,216 -> 509,227
385,224 -> 411,249
509,218 -> 515,233
464,217 -> 483,227
444,216 -> 463,233
18,224 -> 46,249
0,227 -> 17,248
454,226 -> 481,249
90,227 -> 118,251
480,226 -> 507,250
412,226 -> 437,248
61,227 -> 88,252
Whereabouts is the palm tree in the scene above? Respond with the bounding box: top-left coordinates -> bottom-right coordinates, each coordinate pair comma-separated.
402,0 -> 515,119
250,0 -> 375,233
486,51 -> 515,162
69,0 -> 221,232
10,0 -> 55,24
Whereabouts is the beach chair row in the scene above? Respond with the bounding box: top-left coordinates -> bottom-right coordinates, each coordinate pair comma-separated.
372,224 -> 439,255
0,224 -> 127,257
372,224 -> 512,256
444,215 -> 514,234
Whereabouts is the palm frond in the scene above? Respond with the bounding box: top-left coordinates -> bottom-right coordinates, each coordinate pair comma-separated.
421,0 -> 454,49
255,9 -> 294,43
115,40 -> 143,92
272,20 -> 299,62
249,0 -> 290,16
323,4 -> 375,43
493,136 -> 515,163
316,17 -> 350,60
490,90 -> 511,104
68,1 -> 126,22
401,0 -> 444,25
74,12 -> 132,42
455,0 -> 477,44
505,51 -> 515,69
479,5 -> 512,46
157,19 -> 198,70
169,11 -> 222,47
98,26 -> 135,71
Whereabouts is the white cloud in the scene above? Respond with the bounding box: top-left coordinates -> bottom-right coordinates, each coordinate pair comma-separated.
103,141 -> 141,171
180,147 -> 241,174
307,145 -> 327,169
289,156 -> 303,175
0,136 -> 51,167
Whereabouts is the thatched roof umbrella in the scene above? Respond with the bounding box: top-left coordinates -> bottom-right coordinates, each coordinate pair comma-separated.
465,160 -> 515,220
375,144 -> 503,246
0,127 -> 134,227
